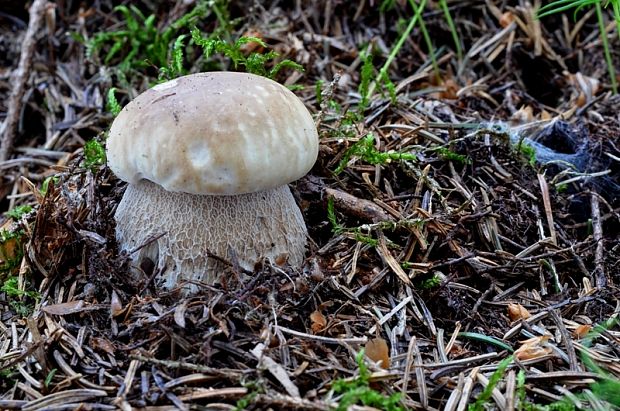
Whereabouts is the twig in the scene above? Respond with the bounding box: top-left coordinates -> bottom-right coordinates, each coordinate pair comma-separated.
0,0 -> 48,161
315,73 -> 341,129
276,326 -> 367,344
590,192 -> 607,288
128,354 -> 246,379
326,187 -> 393,223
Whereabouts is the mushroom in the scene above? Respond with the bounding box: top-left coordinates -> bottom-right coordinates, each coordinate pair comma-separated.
106,72 -> 318,291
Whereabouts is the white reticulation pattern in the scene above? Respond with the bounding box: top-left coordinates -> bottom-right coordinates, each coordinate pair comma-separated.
114,180 -> 308,291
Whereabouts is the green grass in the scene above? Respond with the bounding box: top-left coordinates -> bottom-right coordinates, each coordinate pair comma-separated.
538,0 -> 620,94
331,350 -> 403,411
469,356 -> 513,411
368,0 -> 428,99
44,369 -> 58,388
438,0 -> 463,61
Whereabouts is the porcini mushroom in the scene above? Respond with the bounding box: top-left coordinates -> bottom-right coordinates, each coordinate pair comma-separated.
106,72 -> 318,291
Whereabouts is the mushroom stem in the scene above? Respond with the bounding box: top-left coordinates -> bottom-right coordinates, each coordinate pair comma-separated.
114,180 -> 308,291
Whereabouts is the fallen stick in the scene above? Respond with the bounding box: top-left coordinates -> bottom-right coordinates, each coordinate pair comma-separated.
0,0 -> 48,161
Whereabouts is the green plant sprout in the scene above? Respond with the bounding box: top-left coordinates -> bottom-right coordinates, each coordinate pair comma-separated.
107,87 -> 122,116
380,0 -> 397,13
315,79 -> 325,106
357,46 -> 397,117
515,369 -> 577,410
417,274 -> 442,289
233,380 -> 263,410
158,34 -> 188,80
579,318 -> 620,407
44,369 -> 58,388
331,350 -> 404,411
4,205 -> 33,220
358,47 -> 375,115
327,196 -> 345,235
39,176 -> 60,196
538,0 -> 620,94
379,0 -> 462,66
334,134 -> 417,175
190,28 -> 303,79
0,276 -> 40,317
85,2 -> 208,73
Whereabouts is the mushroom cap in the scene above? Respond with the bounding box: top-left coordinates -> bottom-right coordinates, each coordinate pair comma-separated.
106,72 -> 319,195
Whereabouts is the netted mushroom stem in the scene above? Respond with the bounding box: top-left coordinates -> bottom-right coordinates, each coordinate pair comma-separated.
114,180 -> 308,291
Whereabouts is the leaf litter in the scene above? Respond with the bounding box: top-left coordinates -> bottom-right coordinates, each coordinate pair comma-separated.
0,1 -> 619,409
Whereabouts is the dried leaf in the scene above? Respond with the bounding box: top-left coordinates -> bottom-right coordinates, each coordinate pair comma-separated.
238,29 -> 264,54
42,300 -> 86,315
90,336 -> 115,355
110,290 -> 123,317
439,78 -> 459,100
515,335 -> 552,360
310,310 -> 327,334
500,11 -> 514,27
507,303 -> 531,321
573,324 -> 592,339
566,71 -> 599,107
251,343 -> 300,397
510,105 -> 534,124
174,300 -> 188,328
365,337 -> 390,369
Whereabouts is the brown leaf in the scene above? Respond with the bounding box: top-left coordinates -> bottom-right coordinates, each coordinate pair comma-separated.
239,30 -> 264,54
500,11 -> 515,28
507,303 -> 531,321
310,310 -> 327,334
90,336 -> 115,355
110,290 -> 123,317
515,335 -> 552,360
174,300 -> 188,328
510,105 -> 534,124
439,78 -> 459,100
42,300 -> 86,315
365,337 -> 390,369
573,324 -> 592,339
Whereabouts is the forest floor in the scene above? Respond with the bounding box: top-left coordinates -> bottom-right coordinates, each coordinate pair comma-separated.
1,1 -> 619,410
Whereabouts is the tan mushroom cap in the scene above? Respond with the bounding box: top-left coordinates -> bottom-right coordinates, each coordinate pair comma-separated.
106,72 -> 319,195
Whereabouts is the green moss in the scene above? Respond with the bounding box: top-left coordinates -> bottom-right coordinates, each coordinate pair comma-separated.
334,134 -> 416,175
83,139 -> 106,170
4,205 -> 33,220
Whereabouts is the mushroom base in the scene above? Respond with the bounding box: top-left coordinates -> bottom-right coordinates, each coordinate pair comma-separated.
114,180 -> 308,292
